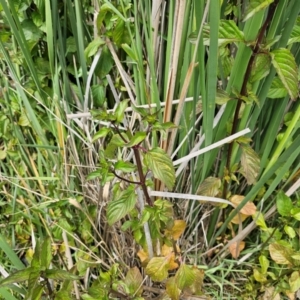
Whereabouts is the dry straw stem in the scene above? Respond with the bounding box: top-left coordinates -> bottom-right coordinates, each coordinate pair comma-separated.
166,0 -> 211,156
161,0 -> 186,152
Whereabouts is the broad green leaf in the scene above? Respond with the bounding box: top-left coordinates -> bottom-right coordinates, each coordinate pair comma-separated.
92,128 -> 111,142
131,105 -> 149,117
218,20 -> 244,45
91,85 -> 106,107
55,290 -> 73,300
0,267 -> 35,286
284,225 -> 296,239
253,269 -> 267,283
40,237 -> 52,269
0,150 -> 6,160
144,147 -> 175,190
203,20 -> 244,46
253,212 -> 268,231
259,255 -> 269,274
31,240 -> 41,269
270,48 -> 298,100
21,19 -> 43,42
196,177 -> 221,197
276,191 -> 293,217
243,0 -> 274,22
216,89 -> 231,105
121,44 -> 137,61
86,170 -> 101,181
250,53 -> 271,82
291,207 -> 300,221
96,46 -> 114,79
183,267 -> 204,295
269,243 -> 293,265
27,270 -> 40,294
289,271 -> 300,293
107,185 -> 136,225
30,285 -> 43,300
84,37 -> 105,58
126,132 -> 147,147
145,257 -> 170,282
267,77 -> 288,98
124,267 -> 143,296
110,133 -> 128,147
45,269 -> 81,280
18,112 -> 30,126
166,277 -> 180,300
114,161 -> 136,172
239,145 -> 260,185
288,17 -> 300,45
175,264 -> 195,290
115,100 -> 129,123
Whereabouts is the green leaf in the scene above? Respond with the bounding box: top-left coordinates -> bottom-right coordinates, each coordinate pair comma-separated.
218,20 -> 244,45
115,100 -> 129,123
289,271 -> 300,293
291,208 -> 300,221
107,185 -> 136,225
124,267 -> 143,296
84,37 -> 105,58
259,255 -> 269,274
40,237 -> 52,269
126,132 -> 147,147
204,20 -> 244,46
216,89 -> 231,105
288,17 -> 300,45
92,128 -> 111,142
270,48 -> 298,100
27,270 -> 40,295
145,257 -> 170,282
31,240 -> 41,269
96,46 -> 114,79
45,269 -> 81,280
243,0 -> 274,22
0,267 -> 35,286
175,264 -> 196,290
166,277 -> 180,300
114,161 -> 136,172
0,150 -> 7,160
269,243 -> 293,265
196,177 -> 221,197
131,105 -> 149,117
183,267 -> 204,295
86,170 -> 101,181
21,19 -> 43,42
121,44 -> 138,61
284,225 -> 296,239
267,77 -> 288,98
91,85 -> 106,107
253,268 -> 267,283
250,53 -> 271,82
144,147 -> 175,190
239,145 -> 260,185
18,112 -> 30,127
30,285 -> 44,300
276,191 -> 293,217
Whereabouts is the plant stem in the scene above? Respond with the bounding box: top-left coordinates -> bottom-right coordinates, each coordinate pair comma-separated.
133,147 -> 153,206
112,123 -> 153,206
222,0 -> 279,199
111,169 -> 141,185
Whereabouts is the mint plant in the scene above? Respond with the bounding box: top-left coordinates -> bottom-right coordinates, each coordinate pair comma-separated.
86,101 -> 205,298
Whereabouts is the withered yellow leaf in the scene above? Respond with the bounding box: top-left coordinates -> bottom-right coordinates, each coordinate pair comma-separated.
229,241 -> 245,259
